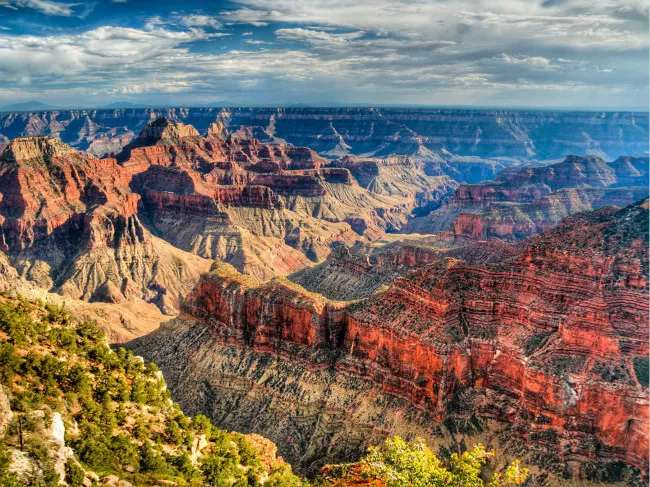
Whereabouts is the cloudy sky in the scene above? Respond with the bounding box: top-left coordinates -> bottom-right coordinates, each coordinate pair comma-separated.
0,0 -> 647,109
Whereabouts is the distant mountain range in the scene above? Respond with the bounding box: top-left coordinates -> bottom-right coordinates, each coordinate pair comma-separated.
1,100 -> 56,112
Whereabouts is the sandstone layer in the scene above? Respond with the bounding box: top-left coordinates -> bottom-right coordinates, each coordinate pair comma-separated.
0,136 -> 212,315
117,117 -> 456,280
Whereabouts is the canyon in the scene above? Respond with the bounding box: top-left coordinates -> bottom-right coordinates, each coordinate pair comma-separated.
0,110 -> 647,485
0,107 -> 647,166
407,155 -> 649,240
128,200 -> 649,485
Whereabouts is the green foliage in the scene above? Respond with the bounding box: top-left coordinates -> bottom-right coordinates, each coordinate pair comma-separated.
633,357 -> 649,388
192,414 -> 213,438
0,297 -> 307,487
65,460 -> 86,487
361,436 -> 528,487
0,442 -> 21,487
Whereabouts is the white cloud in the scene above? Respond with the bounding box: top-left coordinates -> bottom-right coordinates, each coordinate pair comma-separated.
0,1 -> 645,108
0,25 -> 214,81
114,81 -> 192,94
0,0 -> 79,16
221,7 -> 282,26
178,14 -> 222,30
225,0 -> 648,49
275,28 -> 365,46
499,54 -> 554,69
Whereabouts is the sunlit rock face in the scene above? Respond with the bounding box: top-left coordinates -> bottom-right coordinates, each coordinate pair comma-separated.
0,135 -> 211,317
113,118 -> 456,281
128,200 -> 649,484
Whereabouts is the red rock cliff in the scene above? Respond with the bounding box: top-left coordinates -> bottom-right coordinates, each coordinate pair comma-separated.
174,201 -> 649,479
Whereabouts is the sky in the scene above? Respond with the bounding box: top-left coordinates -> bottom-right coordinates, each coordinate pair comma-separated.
0,0 -> 647,109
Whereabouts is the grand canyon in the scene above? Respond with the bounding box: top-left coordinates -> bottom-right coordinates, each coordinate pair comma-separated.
0,1 -> 647,485
0,105 -> 647,486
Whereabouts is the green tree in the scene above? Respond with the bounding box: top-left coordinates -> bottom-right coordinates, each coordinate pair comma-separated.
139,443 -> 167,474
362,437 -> 528,487
191,414 -> 212,438
200,450 -> 243,487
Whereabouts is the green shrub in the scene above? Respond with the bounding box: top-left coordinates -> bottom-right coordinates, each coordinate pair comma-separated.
64,460 -> 86,487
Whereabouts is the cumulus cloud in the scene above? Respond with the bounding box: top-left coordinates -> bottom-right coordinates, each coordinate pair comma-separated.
178,14 -> 222,30
221,7 -> 283,26
275,28 -> 365,46
0,25 -> 214,82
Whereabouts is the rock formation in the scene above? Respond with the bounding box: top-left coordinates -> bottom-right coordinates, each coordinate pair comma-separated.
1,107 -> 646,162
0,136 -> 211,316
128,200 -> 649,484
116,118 -> 456,280
407,155 -> 649,240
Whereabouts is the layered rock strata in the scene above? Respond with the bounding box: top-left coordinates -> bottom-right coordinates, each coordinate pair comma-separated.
128,200 -> 649,483
118,118 -> 456,280
408,155 -> 649,240
1,108 -> 647,161
0,136 -> 211,314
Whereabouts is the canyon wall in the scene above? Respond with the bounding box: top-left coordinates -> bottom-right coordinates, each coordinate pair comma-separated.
407,155 -> 649,240
0,107 -> 647,162
128,200 -> 649,484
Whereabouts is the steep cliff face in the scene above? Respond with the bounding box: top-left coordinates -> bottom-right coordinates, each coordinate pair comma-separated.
408,155 -> 649,240
0,137 -> 211,315
120,118 -> 456,280
128,200 -> 649,483
1,108 -> 646,162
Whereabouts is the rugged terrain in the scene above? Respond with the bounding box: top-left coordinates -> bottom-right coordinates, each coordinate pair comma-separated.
0,110 -> 647,486
120,117 -> 456,281
128,200 -> 649,485
407,155 -> 649,240
0,118 -> 458,324
1,108 -> 647,164
0,136 -> 212,318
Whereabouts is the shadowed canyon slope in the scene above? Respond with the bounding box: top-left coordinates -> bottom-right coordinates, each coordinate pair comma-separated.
128,200 -> 649,484
1,108 -> 647,165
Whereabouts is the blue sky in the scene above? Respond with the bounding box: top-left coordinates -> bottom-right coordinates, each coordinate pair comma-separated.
0,0 -> 647,109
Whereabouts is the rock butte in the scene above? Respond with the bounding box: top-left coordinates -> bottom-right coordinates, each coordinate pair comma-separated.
0,133 -> 211,321
114,117 -> 456,281
407,154 -> 649,240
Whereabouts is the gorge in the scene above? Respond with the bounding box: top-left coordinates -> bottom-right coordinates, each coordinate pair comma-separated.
0,109 -> 647,486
